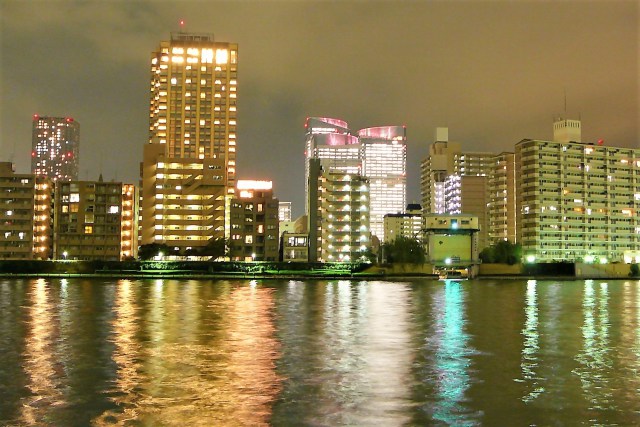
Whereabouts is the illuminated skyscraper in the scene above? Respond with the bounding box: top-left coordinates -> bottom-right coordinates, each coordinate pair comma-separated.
359,126 -> 406,239
304,118 -> 406,241
304,117 -> 361,215
141,32 -> 238,251
31,115 -> 79,181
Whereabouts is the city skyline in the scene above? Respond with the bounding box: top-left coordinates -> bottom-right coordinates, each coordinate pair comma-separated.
1,1 -> 637,217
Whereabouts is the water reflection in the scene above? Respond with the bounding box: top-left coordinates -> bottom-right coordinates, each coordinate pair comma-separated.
125,280 -> 281,426
420,280 -> 478,425
94,279 -> 144,425
519,279 -> 543,401
573,280 -> 614,412
20,279 -> 66,424
3,278 -> 640,425
272,280 -> 413,426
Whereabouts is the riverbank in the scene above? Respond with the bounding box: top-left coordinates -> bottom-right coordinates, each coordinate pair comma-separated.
0,260 -> 636,281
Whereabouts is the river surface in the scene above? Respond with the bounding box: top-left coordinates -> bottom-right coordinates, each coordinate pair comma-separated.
1,278 -> 639,426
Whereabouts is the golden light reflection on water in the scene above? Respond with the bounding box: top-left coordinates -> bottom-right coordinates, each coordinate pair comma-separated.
573,280 -> 615,411
519,279 -> 544,402
97,281 -> 282,426
94,279 -> 144,425
20,279 -> 66,424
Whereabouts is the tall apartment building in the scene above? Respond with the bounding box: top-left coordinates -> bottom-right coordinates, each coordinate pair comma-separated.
359,126 -> 406,240
420,128 -> 494,215
420,128 -> 494,250
420,128 -> 458,214
383,203 -> 422,243
229,180 -> 279,261
304,118 -> 405,242
0,162 -> 52,259
141,32 -> 238,251
487,152 -> 517,244
308,159 -> 370,262
444,175 -> 489,250
304,117 -> 361,214
516,118 -> 640,263
53,179 -> 138,260
31,115 -> 80,181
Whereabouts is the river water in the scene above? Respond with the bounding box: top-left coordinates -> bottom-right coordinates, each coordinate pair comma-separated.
1,278 -> 639,426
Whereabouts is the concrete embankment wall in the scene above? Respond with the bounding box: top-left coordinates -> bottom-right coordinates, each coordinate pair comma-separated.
364,263 -> 435,276
479,263 -> 523,276
574,263 -> 633,279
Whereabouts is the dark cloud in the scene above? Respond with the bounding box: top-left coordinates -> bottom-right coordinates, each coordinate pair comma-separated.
1,0 -> 637,217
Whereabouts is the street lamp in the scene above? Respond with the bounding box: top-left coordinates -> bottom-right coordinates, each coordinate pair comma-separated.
251,253 -> 256,262
62,251 -> 68,260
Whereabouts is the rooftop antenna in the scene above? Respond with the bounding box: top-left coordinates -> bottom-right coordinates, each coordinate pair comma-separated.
564,87 -> 567,116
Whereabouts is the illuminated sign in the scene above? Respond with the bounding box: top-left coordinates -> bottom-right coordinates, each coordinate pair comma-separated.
237,180 -> 273,190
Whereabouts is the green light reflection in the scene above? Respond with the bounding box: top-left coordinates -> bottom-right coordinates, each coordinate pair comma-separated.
431,280 -> 475,425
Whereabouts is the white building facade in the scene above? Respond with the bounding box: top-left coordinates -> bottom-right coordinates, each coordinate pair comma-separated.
359,126 -> 407,240
516,131 -> 640,263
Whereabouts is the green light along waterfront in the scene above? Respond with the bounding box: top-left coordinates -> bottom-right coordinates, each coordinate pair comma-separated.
1,278 -> 639,425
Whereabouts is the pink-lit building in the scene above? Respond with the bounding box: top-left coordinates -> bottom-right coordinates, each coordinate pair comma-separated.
304,118 -> 407,243
304,117 -> 361,215
31,115 -> 80,181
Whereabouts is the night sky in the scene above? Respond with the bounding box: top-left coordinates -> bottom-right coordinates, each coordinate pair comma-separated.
1,1 -> 637,217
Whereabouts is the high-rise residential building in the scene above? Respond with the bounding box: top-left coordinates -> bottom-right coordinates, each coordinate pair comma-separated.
420,127 -> 494,215
229,180 -> 279,261
487,152 -> 517,244
141,32 -> 238,251
308,159 -> 370,262
53,179 -> 138,260
444,175 -> 489,250
0,162 -> 52,259
304,118 -> 405,244
304,117 -> 361,214
420,127 -> 494,250
31,115 -> 80,181
383,203 -> 422,243
516,117 -> 640,263
420,128 -> 458,214
359,126 -> 406,240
